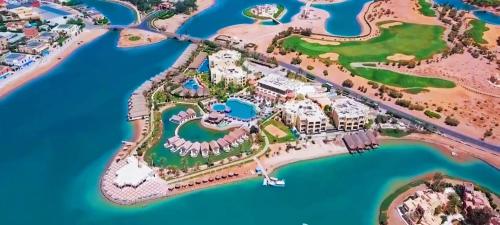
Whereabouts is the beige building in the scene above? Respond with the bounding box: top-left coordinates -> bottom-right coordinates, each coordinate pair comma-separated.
9,7 -> 40,20
330,97 -> 370,131
208,49 -> 247,86
279,99 -> 328,134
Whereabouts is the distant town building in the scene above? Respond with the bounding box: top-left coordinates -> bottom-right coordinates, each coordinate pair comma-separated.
1,52 -> 35,68
0,32 -> 25,44
35,31 -> 59,43
330,97 -> 370,131
6,21 -> 25,32
0,36 -> 8,49
208,49 -> 247,86
0,65 -> 13,79
23,24 -> 39,39
9,6 -> 40,20
279,99 -> 328,134
52,24 -> 80,36
18,39 -> 49,55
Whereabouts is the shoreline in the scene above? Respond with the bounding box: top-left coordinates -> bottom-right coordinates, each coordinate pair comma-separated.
151,0 -> 216,34
100,123 -> 499,206
0,28 -> 108,99
380,133 -> 500,169
106,0 -> 142,25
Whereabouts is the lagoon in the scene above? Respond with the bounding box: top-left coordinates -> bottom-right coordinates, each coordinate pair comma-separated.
313,0 -> 373,36
434,0 -> 500,25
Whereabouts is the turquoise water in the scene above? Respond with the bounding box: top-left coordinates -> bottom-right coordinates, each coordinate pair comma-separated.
225,98 -> 258,120
81,0 -> 136,25
313,0 -> 373,36
147,105 -> 228,166
211,98 -> 258,120
434,0 -> 500,25
198,59 -> 209,73
40,5 -> 71,16
177,0 -> 304,38
212,102 -> 228,112
182,78 -> 200,91
0,1 -> 498,225
178,119 -> 228,142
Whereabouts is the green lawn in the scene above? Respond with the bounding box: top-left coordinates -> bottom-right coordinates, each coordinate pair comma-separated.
418,0 -> 436,17
380,128 -> 411,138
274,4 -> 285,18
128,36 -> 141,41
282,22 -> 455,88
262,119 -> 296,143
466,19 -> 489,44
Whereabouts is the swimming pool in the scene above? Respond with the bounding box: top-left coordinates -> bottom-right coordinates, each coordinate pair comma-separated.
212,98 -> 258,121
40,5 -> 71,16
183,78 -> 200,91
197,59 -> 209,73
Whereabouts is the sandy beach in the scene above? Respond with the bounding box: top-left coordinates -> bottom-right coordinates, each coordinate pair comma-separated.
152,0 -> 215,34
118,28 -> 167,48
0,28 -> 108,99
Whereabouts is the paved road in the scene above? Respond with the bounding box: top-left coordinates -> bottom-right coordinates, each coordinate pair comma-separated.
277,62 -> 500,153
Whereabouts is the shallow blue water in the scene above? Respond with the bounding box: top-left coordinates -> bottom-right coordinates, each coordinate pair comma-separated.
81,0 -> 136,25
434,0 -> 500,25
40,5 -> 71,16
182,78 -> 200,91
197,59 -> 209,73
177,0 -> 304,38
313,0 -> 373,36
225,98 -> 258,120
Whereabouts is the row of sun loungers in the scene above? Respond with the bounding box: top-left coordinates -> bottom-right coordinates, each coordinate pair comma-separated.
343,131 -> 379,151
164,128 -> 249,158
169,108 -> 197,124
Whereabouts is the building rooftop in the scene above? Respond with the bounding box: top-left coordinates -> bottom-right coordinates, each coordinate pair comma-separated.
281,99 -> 328,122
331,97 -> 370,118
113,156 -> 154,188
258,73 -> 320,96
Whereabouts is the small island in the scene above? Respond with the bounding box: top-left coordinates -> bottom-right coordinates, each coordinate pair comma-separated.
380,173 -> 499,225
243,4 -> 286,21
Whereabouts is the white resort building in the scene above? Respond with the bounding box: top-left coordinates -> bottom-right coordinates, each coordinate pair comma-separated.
256,73 -> 320,102
279,99 -> 328,134
113,156 -> 155,188
330,97 -> 370,131
208,49 -> 247,86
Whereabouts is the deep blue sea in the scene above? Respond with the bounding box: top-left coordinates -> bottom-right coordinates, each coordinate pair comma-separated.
0,1 -> 498,225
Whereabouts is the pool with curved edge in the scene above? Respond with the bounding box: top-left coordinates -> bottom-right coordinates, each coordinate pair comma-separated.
225,98 -> 258,121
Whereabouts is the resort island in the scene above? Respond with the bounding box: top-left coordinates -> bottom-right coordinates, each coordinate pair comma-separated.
380,173 -> 500,225
0,0 -> 499,224
97,0 -> 500,208
243,4 -> 286,22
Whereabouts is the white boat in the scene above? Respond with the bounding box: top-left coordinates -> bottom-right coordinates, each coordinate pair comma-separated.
262,177 -> 285,187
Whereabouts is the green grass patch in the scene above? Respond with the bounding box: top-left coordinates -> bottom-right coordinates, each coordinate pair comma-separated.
128,36 -> 141,41
403,87 -> 430,94
157,10 -> 175,20
418,0 -> 436,17
380,128 -> 411,138
282,23 -> 455,88
424,110 -> 441,119
466,19 -> 489,44
274,4 -> 285,18
261,119 -> 296,143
